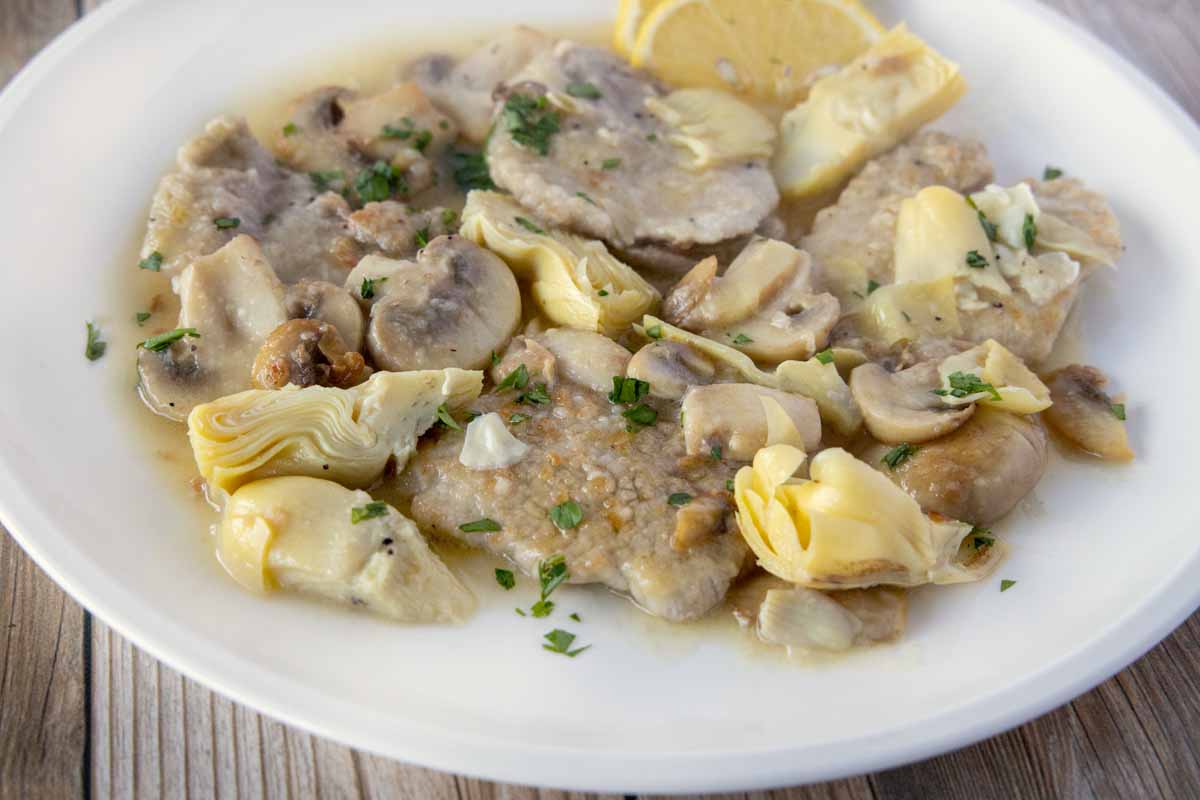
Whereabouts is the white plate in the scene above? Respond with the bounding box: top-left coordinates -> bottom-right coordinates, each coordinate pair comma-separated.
1,0 -> 1198,793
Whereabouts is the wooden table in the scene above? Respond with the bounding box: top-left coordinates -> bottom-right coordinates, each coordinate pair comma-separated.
3,1 -> 1199,797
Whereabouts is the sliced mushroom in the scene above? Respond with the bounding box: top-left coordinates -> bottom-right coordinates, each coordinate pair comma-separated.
863,406 -> 1048,525
491,335 -> 557,388
337,82 -> 457,164
682,383 -> 821,461
137,236 -> 287,421
662,239 -> 840,363
850,361 -> 975,444
251,319 -> 371,390
728,571 -> 907,644
274,87 -> 359,175
1042,365 -> 1133,461
363,235 -> 521,372
625,340 -> 717,400
284,280 -> 365,352
537,329 -> 631,394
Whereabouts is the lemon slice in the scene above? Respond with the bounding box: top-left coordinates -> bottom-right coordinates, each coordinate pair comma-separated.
629,0 -> 884,108
614,0 -> 668,58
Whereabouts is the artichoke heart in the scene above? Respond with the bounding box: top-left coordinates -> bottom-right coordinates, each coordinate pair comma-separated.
642,316 -> 861,436
771,24 -> 966,200
189,368 -> 483,495
850,276 -> 962,346
218,476 -> 474,622
644,88 -> 776,170
734,445 -> 1004,589
936,339 -> 1052,414
459,191 -> 659,335
894,186 -> 1011,298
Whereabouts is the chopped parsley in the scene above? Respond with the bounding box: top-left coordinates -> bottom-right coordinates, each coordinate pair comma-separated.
496,363 -> 530,391
645,324 -> 664,340
1110,403 -> 1126,421
518,382 -> 551,405
139,327 -> 200,352
135,311 -> 152,326
282,122 -> 299,136
1000,579 -> 1017,592
966,250 -> 989,269
501,93 -> 561,156
1023,213 -> 1038,249
933,371 -> 1002,401
413,129 -> 433,153
350,502 -> 388,524
730,333 -> 754,345
214,216 -> 240,229
1043,166 -> 1064,180
866,279 -> 881,295
509,412 -> 531,425
441,208 -> 458,227
354,160 -> 406,203
725,479 -> 735,492
494,568 -> 515,589
382,120 -> 413,139
452,151 -> 495,191
667,492 -> 693,507
646,132 -> 658,141
966,196 -> 999,241
601,157 -> 621,170
622,404 -> 658,430
84,322 -> 106,361
542,628 -> 589,657
359,276 -> 387,299
515,608 -> 527,617
569,612 -> 581,622
814,349 -> 834,365
710,445 -> 722,461
490,350 -> 501,367
575,191 -> 598,206
881,443 -> 918,470
597,289 -> 609,296
514,216 -> 545,234
309,170 -> 344,192
138,251 -> 163,272
414,227 -> 430,248
434,403 -> 462,430
539,554 -> 569,598
970,525 -> 994,549
531,600 -> 554,617
608,376 -> 650,405
565,81 -> 603,99
549,501 -> 583,531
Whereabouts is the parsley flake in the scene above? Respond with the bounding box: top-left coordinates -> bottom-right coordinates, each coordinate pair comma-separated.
1000,579 -> 1017,592
966,250 -> 989,269
867,279 -> 881,295
282,122 -> 299,136
970,525 -> 995,549
435,403 -> 462,430
309,170 -> 344,192
350,502 -> 388,524
531,600 -> 555,618
509,412 -> 531,425
1043,166 -> 1064,180
413,129 -> 433,153
575,190 -> 598,206
354,160 -> 406,203
214,217 -> 240,229
1023,213 -> 1038,249
565,81 -> 602,99
452,151 -> 495,191
441,208 -> 459,227
569,612 -> 581,622
414,227 -> 430,249
542,628 -> 589,657
933,371 -> 1002,401
622,404 -> 658,430
667,492 -> 693,507
710,445 -> 722,461
139,327 -> 200,352
518,382 -> 551,405
494,568 -> 515,589
538,554 -> 569,598
135,312 -> 151,326
514,216 -> 545,234
501,93 -> 560,156
138,251 -> 163,272
601,157 -> 621,170
496,363 -> 530,392
549,501 -> 583,531
645,324 -> 664,340
882,443 -> 918,470
731,333 -> 753,345
814,349 -> 834,365
725,479 -> 735,492
1110,403 -> 1126,421
608,376 -> 650,405
360,276 -> 387,299
84,322 -> 106,361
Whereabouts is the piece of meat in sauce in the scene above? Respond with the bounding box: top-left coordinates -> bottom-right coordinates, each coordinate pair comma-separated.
398,332 -> 749,622
486,41 -> 778,249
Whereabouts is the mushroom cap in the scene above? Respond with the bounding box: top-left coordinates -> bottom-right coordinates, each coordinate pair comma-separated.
1042,364 -> 1133,461
251,319 -> 371,390
850,361 -> 975,445
364,235 -> 521,372
681,383 -> 821,460
625,340 -> 717,400
138,236 -> 287,421
863,406 -> 1048,525
536,329 -> 631,394
284,280 -> 365,352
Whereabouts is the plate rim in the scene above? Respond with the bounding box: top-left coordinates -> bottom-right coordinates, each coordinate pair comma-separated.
1,0 -> 1199,792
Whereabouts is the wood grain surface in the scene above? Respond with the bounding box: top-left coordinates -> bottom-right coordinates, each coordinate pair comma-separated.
2,1 -> 1199,797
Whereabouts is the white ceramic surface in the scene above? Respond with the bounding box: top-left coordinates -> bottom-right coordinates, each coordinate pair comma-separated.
1,0 -> 1198,792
